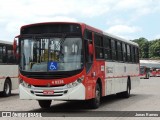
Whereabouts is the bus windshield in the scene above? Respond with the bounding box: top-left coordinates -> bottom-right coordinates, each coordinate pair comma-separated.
20,37 -> 83,72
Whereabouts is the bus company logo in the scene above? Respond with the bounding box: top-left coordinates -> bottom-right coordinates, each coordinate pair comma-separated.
52,80 -> 64,85
2,112 -> 12,117
107,67 -> 113,73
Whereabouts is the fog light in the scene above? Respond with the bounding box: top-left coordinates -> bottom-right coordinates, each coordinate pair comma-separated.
30,90 -> 34,94
64,90 -> 68,94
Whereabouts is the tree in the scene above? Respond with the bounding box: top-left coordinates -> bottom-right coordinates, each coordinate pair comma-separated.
132,38 -> 149,59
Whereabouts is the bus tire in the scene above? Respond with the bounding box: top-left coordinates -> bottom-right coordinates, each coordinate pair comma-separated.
2,79 -> 11,97
117,79 -> 130,98
122,80 -> 131,98
38,100 -> 52,108
89,83 -> 101,109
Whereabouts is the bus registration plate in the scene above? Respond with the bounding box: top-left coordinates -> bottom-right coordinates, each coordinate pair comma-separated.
43,90 -> 54,95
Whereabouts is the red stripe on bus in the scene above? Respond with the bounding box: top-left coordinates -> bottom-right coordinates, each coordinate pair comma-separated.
0,77 -> 5,79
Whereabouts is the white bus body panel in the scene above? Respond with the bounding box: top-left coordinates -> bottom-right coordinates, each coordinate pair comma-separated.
19,83 -> 85,100
105,62 -> 140,96
0,65 -> 19,92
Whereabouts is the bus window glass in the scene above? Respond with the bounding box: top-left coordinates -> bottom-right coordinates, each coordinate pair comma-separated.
127,45 -> 131,62
94,34 -> 104,59
111,40 -> 116,60
0,46 -> 2,63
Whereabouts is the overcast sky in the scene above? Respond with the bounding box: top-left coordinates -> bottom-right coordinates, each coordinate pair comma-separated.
0,0 -> 160,42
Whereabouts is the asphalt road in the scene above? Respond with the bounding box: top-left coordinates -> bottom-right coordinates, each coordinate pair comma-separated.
0,77 -> 160,120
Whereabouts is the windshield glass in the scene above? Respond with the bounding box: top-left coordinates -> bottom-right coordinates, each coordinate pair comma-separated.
20,37 -> 83,72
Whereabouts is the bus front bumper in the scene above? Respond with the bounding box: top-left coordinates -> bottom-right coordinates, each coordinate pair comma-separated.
19,84 -> 85,100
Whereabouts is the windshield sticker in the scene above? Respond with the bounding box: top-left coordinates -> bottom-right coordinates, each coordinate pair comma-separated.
48,62 -> 58,71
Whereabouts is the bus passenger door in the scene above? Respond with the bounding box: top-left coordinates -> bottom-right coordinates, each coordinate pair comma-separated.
84,30 -> 94,99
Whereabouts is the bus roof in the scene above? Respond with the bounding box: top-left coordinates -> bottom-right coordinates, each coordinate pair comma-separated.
0,40 -> 12,45
103,32 -> 138,47
20,22 -> 84,29
20,22 -> 138,47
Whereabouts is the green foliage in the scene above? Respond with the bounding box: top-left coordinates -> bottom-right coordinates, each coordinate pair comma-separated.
132,38 -> 160,59
149,39 -> 160,59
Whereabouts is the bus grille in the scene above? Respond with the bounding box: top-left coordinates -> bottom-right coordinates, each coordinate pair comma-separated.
30,86 -> 68,97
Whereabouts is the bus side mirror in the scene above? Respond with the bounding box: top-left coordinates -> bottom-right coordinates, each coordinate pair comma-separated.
13,36 -> 19,60
13,38 -> 17,55
88,44 -> 93,55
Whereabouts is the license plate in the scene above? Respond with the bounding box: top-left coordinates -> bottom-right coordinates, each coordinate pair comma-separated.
43,90 -> 54,95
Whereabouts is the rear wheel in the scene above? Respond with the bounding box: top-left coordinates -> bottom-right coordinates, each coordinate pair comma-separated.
89,83 -> 101,109
117,80 -> 130,98
38,100 -> 52,108
121,83 -> 130,98
2,79 -> 11,97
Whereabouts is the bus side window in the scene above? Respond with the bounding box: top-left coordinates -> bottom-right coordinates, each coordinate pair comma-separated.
94,34 -> 104,59
122,43 -> 127,62
6,45 -> 17,64
0,46 -> 2,63
2,46 -> 7,63
103,36 -> 111,60
84,30 -> 93,62
127,44 -> 131,62
117,41 -> 123,61
135,47 -> 139,63
132,46 -> 136,63
84,30 -> 93,73
111,39 -> 117,61
84,30 -> 92,40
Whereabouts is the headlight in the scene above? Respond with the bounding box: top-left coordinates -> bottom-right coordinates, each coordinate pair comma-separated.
67,76 -> 84,88
21,80 -> 31,88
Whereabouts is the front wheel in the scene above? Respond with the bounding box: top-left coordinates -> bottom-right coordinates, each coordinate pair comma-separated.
38,100 -> 52,108
2,79 -> 11,97
88,83 -> 101,109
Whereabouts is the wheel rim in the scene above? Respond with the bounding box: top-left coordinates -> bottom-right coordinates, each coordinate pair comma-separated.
4,83 -> 10,95
127,85 -> 130,95
95,86 -> 100,104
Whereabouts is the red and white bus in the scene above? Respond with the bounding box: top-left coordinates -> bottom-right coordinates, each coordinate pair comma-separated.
150,68 -> 160,77
14,22 -> 140,109
150,68 -> 156,77
0,40 -> 18,97
156,69 -> 160,76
